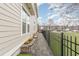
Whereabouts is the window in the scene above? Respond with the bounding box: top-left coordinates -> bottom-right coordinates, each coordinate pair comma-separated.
22,20 -> 26,34
21,8 -> 26,34
27,24 -> 30,33
21,7 -> 30,35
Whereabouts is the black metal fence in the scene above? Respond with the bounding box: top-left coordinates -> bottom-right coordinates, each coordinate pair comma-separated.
42,30 -> 79,56
62,32 -> 79,56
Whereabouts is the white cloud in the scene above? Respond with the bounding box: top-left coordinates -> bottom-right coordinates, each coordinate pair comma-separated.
38,17 -> 42,20
48,3 -> 63,10
37,3 -> 43,7
37,17 -> 42,23
37,17 -> 44,25
48,14 -> 58,19
53,17 -> 67,26
47,3 -> 79,26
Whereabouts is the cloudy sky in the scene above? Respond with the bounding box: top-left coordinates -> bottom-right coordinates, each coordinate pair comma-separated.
38,3 -> 49,25
38,3 -> 79,26
38,3 -> 64,26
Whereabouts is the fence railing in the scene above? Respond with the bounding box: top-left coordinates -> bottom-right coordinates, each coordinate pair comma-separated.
42,30 -> 79,56
62,32 -> 79,56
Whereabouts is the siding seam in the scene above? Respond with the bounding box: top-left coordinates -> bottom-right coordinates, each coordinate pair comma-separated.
0,12 -> 21,22
0,6 -> 20,18
0,33 -> 20,38
0,19 -> 20,25
4,3 -> 20,16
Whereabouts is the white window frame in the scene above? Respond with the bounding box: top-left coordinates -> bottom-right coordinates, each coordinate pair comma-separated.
21,7 -> 29,36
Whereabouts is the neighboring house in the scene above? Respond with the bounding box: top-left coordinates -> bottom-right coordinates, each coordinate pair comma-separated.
69,25 -> 79,31
40,25 -> 79,31
0,3 -> 38,56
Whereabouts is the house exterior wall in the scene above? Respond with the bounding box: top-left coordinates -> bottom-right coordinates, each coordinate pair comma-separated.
0,3 -> 38,56
29,16 -> 38,34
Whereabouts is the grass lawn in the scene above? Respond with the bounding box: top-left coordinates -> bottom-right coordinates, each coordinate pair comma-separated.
17,53 -> 32,56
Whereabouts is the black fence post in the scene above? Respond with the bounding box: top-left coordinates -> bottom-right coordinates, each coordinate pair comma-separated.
63,35 -> 65,56
75,36 -> 77,56
48,26 -> 50,46
70,36 -> 72,56
61,32 -> 63,56
67,35 -> 69,56
47,30 -> 49,44
48,30 -> 50,45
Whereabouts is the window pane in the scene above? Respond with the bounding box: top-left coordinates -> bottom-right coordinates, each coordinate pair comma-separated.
22,8 -> 26,34
22,22 -> 26,34
27,24 -> 30,33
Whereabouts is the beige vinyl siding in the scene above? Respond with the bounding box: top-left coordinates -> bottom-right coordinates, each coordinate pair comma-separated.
0,3 -> 21,55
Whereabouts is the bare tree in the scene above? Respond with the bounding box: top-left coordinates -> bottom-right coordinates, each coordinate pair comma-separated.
48,3 -> 79,31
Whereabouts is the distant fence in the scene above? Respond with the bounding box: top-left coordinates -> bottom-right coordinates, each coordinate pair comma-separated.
42,30 -> 79,56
